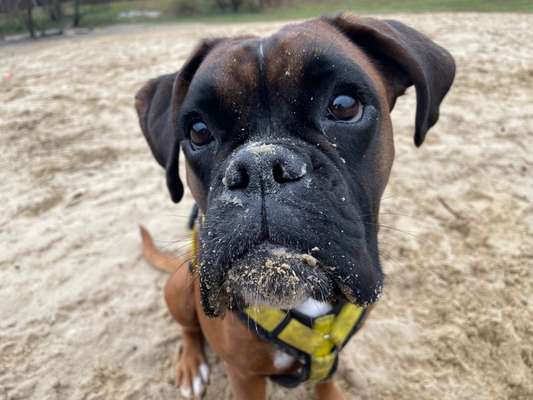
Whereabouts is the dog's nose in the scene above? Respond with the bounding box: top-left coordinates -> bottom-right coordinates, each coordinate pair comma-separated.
223,143 -> 308,190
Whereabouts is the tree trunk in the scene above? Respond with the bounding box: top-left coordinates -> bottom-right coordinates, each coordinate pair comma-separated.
214,0 -> 227,11
26,1 -> 35,38
73,0 -> 81,27
231,0 -> 242,12
50,0 -> 64,29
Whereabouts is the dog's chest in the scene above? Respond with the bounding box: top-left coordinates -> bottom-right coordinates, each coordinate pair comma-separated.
271,299 -> 332,370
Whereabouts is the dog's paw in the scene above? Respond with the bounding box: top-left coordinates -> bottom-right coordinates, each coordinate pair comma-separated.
176,352 -> 209,399
178,363 -> 209,399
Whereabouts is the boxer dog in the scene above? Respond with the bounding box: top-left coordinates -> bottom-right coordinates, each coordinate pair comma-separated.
135,13 -> 455,399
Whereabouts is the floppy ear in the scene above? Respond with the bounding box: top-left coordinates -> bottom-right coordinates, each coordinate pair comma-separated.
325,14 -> 456,146
134,39 -> 224,202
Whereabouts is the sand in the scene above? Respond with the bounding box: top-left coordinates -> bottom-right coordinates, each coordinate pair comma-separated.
1,13 -> 532,400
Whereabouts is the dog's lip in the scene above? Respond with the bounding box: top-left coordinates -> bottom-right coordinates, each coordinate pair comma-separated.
200,238 -> 381,316
221,242 -> 336,310
226,241 -> 324,274
230,241 -> 323,268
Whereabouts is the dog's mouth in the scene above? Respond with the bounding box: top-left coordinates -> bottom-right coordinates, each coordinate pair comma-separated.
216,243 -> 336,312
199,188 -> 384,317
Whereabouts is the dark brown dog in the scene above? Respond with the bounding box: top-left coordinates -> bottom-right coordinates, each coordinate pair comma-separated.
135,13 -> 455,399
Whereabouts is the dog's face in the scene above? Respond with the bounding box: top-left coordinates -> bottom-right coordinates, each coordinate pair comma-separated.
135,15 -> 455,317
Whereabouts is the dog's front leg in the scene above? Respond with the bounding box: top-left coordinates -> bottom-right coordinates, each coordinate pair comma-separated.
165,266 -> 209,398
315,380 -> 345,400
225,364 -> 267,400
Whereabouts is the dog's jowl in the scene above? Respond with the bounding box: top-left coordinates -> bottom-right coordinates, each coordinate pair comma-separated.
136,13 -> 455,400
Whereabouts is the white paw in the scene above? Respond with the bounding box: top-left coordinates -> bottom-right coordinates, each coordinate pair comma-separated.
199,363 -> 209,383
179,363 -> 209,399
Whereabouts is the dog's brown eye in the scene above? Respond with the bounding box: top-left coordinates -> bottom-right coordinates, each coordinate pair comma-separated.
328,95 -> 363,121
189,121 -> 212,147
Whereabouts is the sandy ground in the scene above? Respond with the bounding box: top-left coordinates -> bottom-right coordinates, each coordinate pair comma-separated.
1,13 -> 532,400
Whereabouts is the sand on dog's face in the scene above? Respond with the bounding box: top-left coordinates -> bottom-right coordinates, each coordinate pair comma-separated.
1,14 -> 532,400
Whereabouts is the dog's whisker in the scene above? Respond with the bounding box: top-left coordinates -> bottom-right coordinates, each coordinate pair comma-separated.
176,255 -> 192,269
155,243 -> 193,257
161,213 -> 195,218
150,236 -> 190,244
158,243 -> 192,253
366,223 -> 419,238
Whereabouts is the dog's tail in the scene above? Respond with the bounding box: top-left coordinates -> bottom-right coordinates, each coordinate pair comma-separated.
139,225 -> 189,274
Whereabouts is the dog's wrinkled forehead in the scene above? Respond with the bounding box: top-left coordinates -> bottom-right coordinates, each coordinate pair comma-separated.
188,21 -> 385,119
264,22 -> 382,93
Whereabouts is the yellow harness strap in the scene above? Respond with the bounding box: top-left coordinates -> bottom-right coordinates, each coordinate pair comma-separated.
242,302 -> 366,383
191,227 -> 199,269
189,214 -> 204,272
189,211 -> 367,386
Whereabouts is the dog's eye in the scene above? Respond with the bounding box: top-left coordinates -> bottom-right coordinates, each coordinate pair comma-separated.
327,95 -> 363,122
189,121 -> 212,147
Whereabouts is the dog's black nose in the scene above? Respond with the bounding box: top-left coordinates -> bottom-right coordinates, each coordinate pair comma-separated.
223,143 -> 308,190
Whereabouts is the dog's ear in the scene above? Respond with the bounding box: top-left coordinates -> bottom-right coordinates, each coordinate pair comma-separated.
325,14 -> 456,146
134,39 -> 224,202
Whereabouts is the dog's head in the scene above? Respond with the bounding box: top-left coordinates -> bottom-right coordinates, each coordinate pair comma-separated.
135,14 -> 455,317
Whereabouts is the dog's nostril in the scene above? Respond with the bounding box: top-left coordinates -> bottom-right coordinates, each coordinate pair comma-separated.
238,167 -> 250,189
272,163 -> 288,184
272,162 -> 305,184
224,166 -> 249,190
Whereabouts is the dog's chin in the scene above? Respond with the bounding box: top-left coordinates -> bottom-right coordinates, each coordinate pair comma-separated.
222,243 -> 335,310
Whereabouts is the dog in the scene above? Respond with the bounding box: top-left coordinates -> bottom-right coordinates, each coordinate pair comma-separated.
135,13 -> 455,400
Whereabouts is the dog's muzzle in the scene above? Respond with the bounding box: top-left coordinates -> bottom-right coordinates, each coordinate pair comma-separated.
224,243 -> 335,310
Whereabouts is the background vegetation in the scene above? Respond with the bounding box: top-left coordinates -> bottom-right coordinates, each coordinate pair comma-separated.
1,0 -> 533,38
